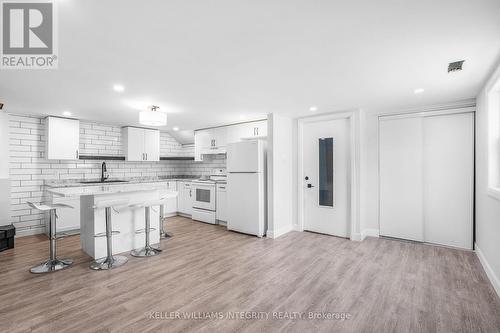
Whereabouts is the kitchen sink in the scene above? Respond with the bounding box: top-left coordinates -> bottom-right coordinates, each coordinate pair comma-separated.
79,180 -> 129,184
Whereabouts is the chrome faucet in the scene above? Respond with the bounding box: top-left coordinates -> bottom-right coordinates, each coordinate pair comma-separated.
101,162 -> 109,182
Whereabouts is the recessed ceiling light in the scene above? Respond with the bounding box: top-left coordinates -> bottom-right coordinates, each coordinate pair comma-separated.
172,127 -> 179,131
113,84 -> 125,92
309,106 -> 318,112
414,88 -> 425,94
62,111 -> 72,116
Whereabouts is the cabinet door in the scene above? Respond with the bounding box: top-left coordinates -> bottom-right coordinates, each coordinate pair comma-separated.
165,181 -> 178,214
46,117 -> 80,160
213,127 -> 227,149
226,124 -> 241,144
123,127 -> 145,161
177,182 -> 186,213
252,120 -> 267,137
194,129 -> 212,161
144,129 -> 160,161
195,129 -> 212,149
178,182 -> 192,215
186,183 -> 193,215
216,185 -> 227,221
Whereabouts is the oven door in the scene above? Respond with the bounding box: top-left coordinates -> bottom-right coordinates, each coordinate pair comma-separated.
193,183 -> 215,211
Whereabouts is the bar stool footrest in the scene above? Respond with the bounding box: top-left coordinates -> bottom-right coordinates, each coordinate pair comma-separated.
134,228 -> 156,234
94,230 -> 120,238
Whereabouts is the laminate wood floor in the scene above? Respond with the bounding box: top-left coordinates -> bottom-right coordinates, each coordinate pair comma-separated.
0,216 -> 499,333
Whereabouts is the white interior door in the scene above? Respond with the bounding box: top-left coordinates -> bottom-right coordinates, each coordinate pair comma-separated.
379,116 -> 424,241
379,111 -> 474,249
302,118 -> 350,237
423,113 -> 474,249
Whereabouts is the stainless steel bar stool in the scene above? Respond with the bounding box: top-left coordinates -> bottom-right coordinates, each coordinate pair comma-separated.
158,197 -> 173,239
90,199 -> 129,270
130,201 -> 162,257
27,202 -> 74,274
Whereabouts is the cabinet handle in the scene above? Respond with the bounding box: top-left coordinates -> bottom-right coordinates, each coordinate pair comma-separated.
189,189 -> 192,197
76,150 -> 79,159
146,153 -> 148,160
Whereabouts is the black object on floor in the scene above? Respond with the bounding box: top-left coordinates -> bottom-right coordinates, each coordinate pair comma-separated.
0,224 -> 15,252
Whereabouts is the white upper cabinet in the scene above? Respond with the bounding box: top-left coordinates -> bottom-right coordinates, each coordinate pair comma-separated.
122,127 -> 160,161
227,120 -> 267,143
123,127 -> 144,161
194,119 -> 267,161
144,129 -> 160,161
194,127 -> 227,160
46,117 -> 80,160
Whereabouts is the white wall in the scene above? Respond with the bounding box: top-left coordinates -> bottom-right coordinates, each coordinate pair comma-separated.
475,61 -> 500,296
267,113 -> 294,238
0,113 -> 10,226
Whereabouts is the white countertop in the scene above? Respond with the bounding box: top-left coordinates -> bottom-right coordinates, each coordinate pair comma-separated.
46,181 -> 179,198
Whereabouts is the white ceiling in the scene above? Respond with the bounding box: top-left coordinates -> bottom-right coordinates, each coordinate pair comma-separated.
1,0 -> 500,143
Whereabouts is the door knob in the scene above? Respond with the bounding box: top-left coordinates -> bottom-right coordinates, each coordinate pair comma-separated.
307,184 -> 314,188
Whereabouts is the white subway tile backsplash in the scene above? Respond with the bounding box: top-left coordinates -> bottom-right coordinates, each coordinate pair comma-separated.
7,113 -> 225,235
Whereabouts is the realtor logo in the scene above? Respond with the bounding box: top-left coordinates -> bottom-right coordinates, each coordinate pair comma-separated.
1,0 -> 58,69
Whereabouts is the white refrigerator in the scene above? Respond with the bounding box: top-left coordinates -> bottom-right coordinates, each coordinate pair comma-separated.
227,140 -> 267,237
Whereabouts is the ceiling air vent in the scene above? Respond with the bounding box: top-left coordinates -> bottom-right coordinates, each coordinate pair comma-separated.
448,60 -> 464,73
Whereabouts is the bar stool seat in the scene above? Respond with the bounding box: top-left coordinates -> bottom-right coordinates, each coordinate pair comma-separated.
130,201 -> 161,257
27,202 -> 74,274
90,199 -> 129,270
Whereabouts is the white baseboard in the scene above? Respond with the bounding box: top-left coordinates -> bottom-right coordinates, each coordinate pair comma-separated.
361,228 -> 380,240
350,233 -> 362,241
475,243 -> 500,298
267,224 -> 294,239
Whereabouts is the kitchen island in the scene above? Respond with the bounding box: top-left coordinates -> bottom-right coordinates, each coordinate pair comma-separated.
46,181 -> 178,259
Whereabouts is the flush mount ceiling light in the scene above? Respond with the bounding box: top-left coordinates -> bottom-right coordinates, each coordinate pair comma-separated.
448,60 -> 465,73
309,106 -> 318,112
172,127 -> 179,131
62,110 -> 72,116
113,84 -> 125,92
414,88 -> 424,94
139,105 -> 167,126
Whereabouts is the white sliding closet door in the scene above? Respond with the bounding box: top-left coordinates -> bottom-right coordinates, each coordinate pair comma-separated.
423,113 -> 474,249
379,111 -> 474,250
379,116 -> 424,242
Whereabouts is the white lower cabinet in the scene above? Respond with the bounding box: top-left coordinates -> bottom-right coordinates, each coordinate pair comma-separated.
216,183 -> 227,222
164,181 -> 178,216
178,181 -> 193,215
